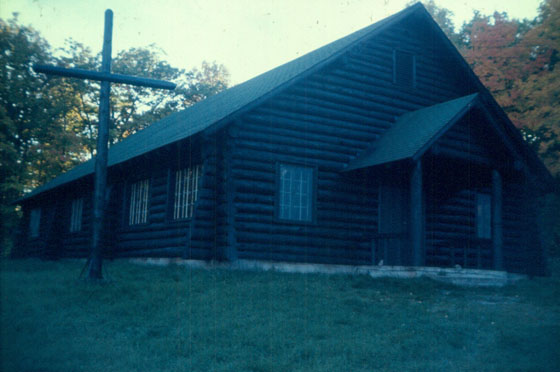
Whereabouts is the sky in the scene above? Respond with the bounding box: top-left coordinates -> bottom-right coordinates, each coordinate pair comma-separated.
1,0 -> 543,85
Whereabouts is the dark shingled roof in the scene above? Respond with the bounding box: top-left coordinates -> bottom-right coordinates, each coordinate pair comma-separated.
345,93 -> 479,171
20,3 -> 423,201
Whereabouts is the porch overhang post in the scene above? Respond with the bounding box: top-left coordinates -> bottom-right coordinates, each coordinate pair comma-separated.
411,158 -> 425,266
492,169 -> 503,270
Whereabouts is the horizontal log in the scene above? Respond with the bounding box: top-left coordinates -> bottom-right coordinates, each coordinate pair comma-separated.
117,221 -> 190,234
305,75 -> 424,113
269,95 -> 391,129
332,67 -> 451,103
317,210 -> 375,225
115,247 -> 184,258
237,147 -> 345,172
252,105 -> 384,139
344,61 -> 458,101
361,35 -> 426,55
234,193 -> 275,205
232,168 -> 275,184
231,125 -> 359,157
235,139 -> 350,164
290,83 -> 405,120
235,178 -> 275,195
237,244 -> 370,264
318,203 -> 377,217
239,116 -> 373,150
317,189 -> 377,204
426,225 -> 474,235
117,236 -> 187,251
315,68 -> 434,108
235,202 -> 275,216
277,88 -> 396,123
118,228 -> 188,241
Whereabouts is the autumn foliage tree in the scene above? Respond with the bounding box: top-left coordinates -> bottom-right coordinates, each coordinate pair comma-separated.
457,1 -> 559,176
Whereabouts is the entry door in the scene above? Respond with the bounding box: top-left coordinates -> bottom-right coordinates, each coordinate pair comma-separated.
377,180 -> 409,265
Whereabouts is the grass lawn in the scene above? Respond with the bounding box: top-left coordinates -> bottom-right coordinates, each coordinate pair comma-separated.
1,259 -> 559,372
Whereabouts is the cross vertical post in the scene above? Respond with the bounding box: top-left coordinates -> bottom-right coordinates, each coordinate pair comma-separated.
89,9 -> 113,279
33,9 -> 176,280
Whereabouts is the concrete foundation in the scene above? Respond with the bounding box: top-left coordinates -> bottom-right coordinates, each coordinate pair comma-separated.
129,258 -> 526,287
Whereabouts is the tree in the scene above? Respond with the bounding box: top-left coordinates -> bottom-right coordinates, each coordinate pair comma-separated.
0,16 -> 83,254
458,4 -> 560,177
110,49 -> 229,143
55,43 -> 230,152
514,0 -> 560,176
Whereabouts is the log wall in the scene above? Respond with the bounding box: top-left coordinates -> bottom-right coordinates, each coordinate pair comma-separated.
230,23 -> 471,265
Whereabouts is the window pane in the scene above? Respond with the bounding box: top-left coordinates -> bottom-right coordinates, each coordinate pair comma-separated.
174,165 -> 201,219
129,179 -> 150,225
70,198 -> 83,232
476,193 -> 492,239
394,50 -> 415,87
30,208 -> 41,238
278,164 -> 313,222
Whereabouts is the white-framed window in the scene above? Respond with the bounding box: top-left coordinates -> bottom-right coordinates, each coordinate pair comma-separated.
173,165 -> 201,220
278,164 -> 314,222
129,179 -> 150,225
29,208 -> 41,238
70,198 -> 83,232
475,193 -> 492,239
393,50 -> 416,88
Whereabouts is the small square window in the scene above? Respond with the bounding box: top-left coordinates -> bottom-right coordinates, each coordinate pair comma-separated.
475,193 -> 492,239
278,164 -> 314,222
129,179 -> 150,225
29,208 -> 41,238
173,165 -> 201,220
393,50 -> 415,88
70,198 -> 83,232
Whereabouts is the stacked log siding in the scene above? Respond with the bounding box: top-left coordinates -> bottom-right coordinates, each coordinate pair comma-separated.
230,25 -> 472,264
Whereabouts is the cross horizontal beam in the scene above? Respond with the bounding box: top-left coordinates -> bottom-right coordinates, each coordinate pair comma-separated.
33,64 -> 176,90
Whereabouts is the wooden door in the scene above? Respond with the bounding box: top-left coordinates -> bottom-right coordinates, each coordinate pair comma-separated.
375,178 -> 409,265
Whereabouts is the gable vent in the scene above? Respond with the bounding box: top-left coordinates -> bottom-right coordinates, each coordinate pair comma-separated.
393,50 -> 415,88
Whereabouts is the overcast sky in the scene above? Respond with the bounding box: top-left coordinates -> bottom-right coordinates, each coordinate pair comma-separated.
1,0 -> 543,85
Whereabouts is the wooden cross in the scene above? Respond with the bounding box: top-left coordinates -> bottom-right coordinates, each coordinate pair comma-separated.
34,9 -> 176,280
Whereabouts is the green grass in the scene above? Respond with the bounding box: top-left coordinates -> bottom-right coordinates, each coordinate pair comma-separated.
1,259 -> 559,372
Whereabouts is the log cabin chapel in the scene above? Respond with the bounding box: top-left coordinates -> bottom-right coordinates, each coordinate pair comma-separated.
15,3 -> 553,275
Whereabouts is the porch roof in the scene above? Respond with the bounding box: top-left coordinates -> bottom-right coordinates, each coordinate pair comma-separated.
344,93 -> 479,171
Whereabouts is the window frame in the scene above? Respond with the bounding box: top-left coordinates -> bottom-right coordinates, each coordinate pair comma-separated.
29,207 -> 41,239
170,164 -> 202,221
475,192 -> 492,239
127,178 -> 151,226
69,197 -> 84,233
275,162 -> 317,224
393,49 -> 416,89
